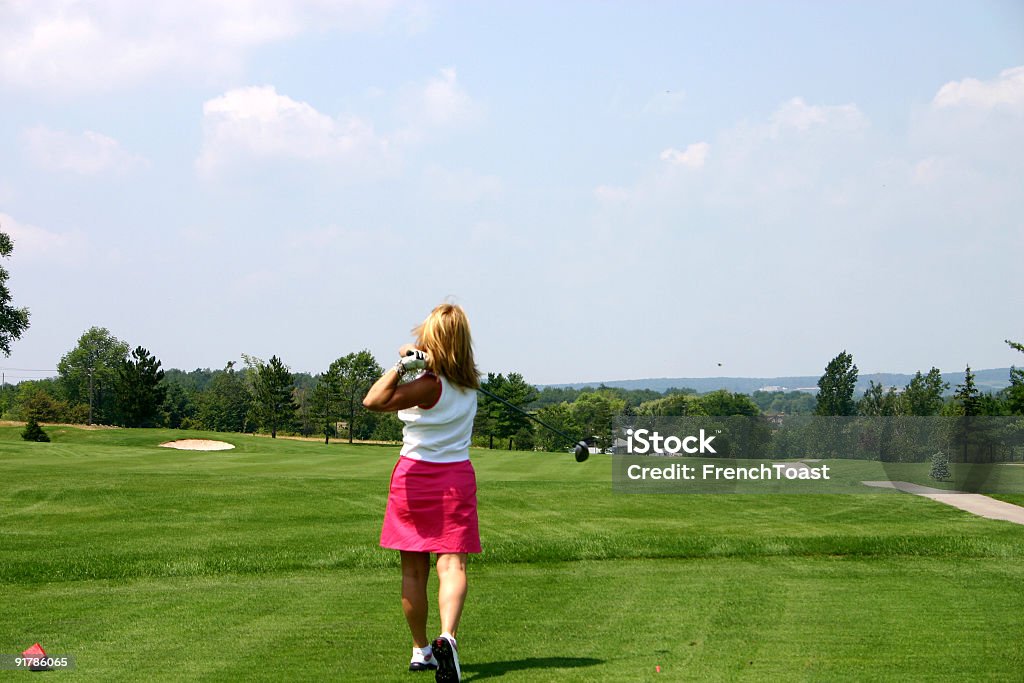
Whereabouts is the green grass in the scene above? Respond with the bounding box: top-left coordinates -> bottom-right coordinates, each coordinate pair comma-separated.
2,427 -> 1023,680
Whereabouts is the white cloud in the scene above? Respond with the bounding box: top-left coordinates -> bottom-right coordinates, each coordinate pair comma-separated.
769,97 -> 866,136
198,70 -> 483,177
932,65 -> 1024,110
592,95 -> 877,229
0,1 -> 405,92
910,65 -> 1024,183
594,80 -> 1021,278
0,212 -> 85,261
396,68 -> 482,143
196,85 -> 393,176
660,142 -> 710,168
418,68 -> 479,126
22,126 -> 146,175
421,165 -> 502,203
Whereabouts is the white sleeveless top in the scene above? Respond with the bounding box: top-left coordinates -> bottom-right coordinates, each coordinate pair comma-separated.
398,374 -> 478,463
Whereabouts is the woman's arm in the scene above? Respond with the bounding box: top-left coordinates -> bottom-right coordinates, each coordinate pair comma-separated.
363,370 -> 441,412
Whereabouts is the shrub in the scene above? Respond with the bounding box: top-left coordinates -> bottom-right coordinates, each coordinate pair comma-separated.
929,451 -> 950,481
21,418 -> 51,443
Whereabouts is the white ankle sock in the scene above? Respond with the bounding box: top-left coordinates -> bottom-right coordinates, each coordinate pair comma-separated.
412,645 -> 433,662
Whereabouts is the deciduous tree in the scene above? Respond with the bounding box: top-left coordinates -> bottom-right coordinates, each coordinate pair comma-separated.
0,227 -> 30,356
336,350 -> 382,443
161,382 -> 196,429
196,361 -> 250,432
815,351 -> 858,416
533,403 -> 577,452
858,381 -> 900,417
57,327 -> 129,424
570,391 -> 625,449
697,389 -> 761,416
901,368 -> 948,416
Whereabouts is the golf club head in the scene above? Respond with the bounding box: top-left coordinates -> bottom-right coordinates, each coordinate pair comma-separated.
574,441 -> 590,462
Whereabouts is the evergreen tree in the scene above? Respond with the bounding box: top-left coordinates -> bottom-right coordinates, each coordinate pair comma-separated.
249,355 -> 296,438
474,373 -> 538,449
1005,340 -> 1024,416
116,346 -> 166,427
474,373 -> 504,448
22,417 -> 50,442
953,365 -> 982,417
310,362 -> 343,444
929,451 -> 950,481
495,373 -> 537,449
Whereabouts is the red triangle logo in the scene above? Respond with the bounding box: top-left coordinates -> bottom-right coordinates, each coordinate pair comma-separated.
22,643 -> 46,657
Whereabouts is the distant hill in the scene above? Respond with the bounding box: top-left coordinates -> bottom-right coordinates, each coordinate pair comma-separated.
542,368 -> 1013,396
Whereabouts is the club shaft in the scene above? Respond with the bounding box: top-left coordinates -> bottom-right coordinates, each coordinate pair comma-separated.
477,386 -> 580,446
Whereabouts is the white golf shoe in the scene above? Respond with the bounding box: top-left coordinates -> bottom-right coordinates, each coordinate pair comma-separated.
409,646 -> 438,672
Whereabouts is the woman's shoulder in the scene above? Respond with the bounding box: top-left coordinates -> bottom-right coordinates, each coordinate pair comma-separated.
435,373 -> 477,397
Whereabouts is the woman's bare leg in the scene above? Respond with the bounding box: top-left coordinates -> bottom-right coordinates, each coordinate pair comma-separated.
400,551 -> 431,647
435,552 -> 468,637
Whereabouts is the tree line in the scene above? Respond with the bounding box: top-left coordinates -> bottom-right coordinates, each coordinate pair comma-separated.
6,326 -> 1023,452
812,347 -> 1024,418
474,345 -> 1024,452
5,327 -> 401,444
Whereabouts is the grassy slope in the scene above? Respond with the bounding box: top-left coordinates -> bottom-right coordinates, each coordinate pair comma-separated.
1,427 -> 1023,681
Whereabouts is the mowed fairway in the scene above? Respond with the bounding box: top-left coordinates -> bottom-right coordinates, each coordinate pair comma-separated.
2,427 -> 1023,681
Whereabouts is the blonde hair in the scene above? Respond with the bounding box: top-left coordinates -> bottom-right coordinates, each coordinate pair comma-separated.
414,303 -> 480,390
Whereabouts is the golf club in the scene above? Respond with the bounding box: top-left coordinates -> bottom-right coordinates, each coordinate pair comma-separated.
403,350 -> 590,462
476,386 -> 591,463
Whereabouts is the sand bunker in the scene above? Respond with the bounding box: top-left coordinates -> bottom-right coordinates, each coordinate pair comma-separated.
159,439 -> 235,451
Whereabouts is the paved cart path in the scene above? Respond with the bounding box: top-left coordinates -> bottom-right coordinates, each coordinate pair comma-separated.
862,480 -> 1024,525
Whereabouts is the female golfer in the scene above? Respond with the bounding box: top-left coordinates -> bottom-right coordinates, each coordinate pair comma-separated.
363,303 -> 480,683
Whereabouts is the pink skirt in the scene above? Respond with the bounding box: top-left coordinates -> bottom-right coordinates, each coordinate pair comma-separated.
380,456 -> 481,554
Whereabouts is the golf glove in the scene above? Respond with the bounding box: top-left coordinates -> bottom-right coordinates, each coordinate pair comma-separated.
393,349 -> 428,376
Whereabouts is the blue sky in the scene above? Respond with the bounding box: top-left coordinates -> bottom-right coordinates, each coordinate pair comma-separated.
1,1 -> 1022,385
